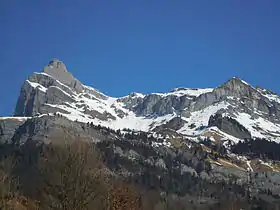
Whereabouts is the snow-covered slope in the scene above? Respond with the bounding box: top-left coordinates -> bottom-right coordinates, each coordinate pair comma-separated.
13,59 -> 280,144
154,87 -> 214,98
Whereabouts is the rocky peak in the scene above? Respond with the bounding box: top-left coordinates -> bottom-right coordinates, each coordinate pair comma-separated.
14,59 -> 85,117
41,59 -> 83,93
221,77 -> 250,89
213,77 -> 260,100
43,59 -> 71,82
46,59 -> 67,72
43,59 -> 68,79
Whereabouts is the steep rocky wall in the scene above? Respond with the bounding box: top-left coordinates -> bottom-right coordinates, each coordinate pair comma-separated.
0,118 -> 27,144
208,113 -> 251,139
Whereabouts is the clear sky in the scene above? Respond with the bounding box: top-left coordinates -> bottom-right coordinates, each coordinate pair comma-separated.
0,1 -> 280,116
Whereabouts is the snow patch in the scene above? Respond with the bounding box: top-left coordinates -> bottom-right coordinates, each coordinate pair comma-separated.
169,88 -> 213,97
178,101 -> 229,136
0,117 -> 31,121
246,160 -> 254,172
27,80 -> 47,92
233,113 -> 280,142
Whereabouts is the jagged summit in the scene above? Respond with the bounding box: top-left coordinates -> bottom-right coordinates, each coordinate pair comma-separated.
43,59 -> 75,86
46,59 -> 67,72
39,59 -> 83,94
221,77 -> 250,88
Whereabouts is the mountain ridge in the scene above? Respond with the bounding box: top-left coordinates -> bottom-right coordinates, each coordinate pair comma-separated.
10,59 -> 280,145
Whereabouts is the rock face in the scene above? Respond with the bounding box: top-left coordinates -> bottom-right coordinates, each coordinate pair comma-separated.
0,118 -> 27,144
14,80 -> 46,116
2,115 -> 118,146
208,113 -> 251,139
191,78 -> 275,114
14,59 -> 105,117
153,117 -> 185,132
43,59 -> 83,93
133,94 -> 189,116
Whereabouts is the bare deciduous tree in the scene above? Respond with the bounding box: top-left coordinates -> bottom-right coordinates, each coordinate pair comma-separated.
108,181 -> 142,210
37,141 -> 108,210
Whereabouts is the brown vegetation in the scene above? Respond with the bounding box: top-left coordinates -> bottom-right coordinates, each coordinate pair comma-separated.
0,139 -> 278,210
0,141 -> 157,210
37,141 -> 108,210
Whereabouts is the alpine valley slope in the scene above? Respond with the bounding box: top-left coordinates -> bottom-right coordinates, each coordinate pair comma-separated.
2,59 -> 280,201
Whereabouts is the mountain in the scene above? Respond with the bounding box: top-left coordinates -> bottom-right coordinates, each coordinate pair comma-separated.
1,59 -> 280,205
13,59 -> 280,143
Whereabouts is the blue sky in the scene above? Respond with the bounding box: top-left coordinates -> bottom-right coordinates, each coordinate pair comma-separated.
0,1 -> 280,116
